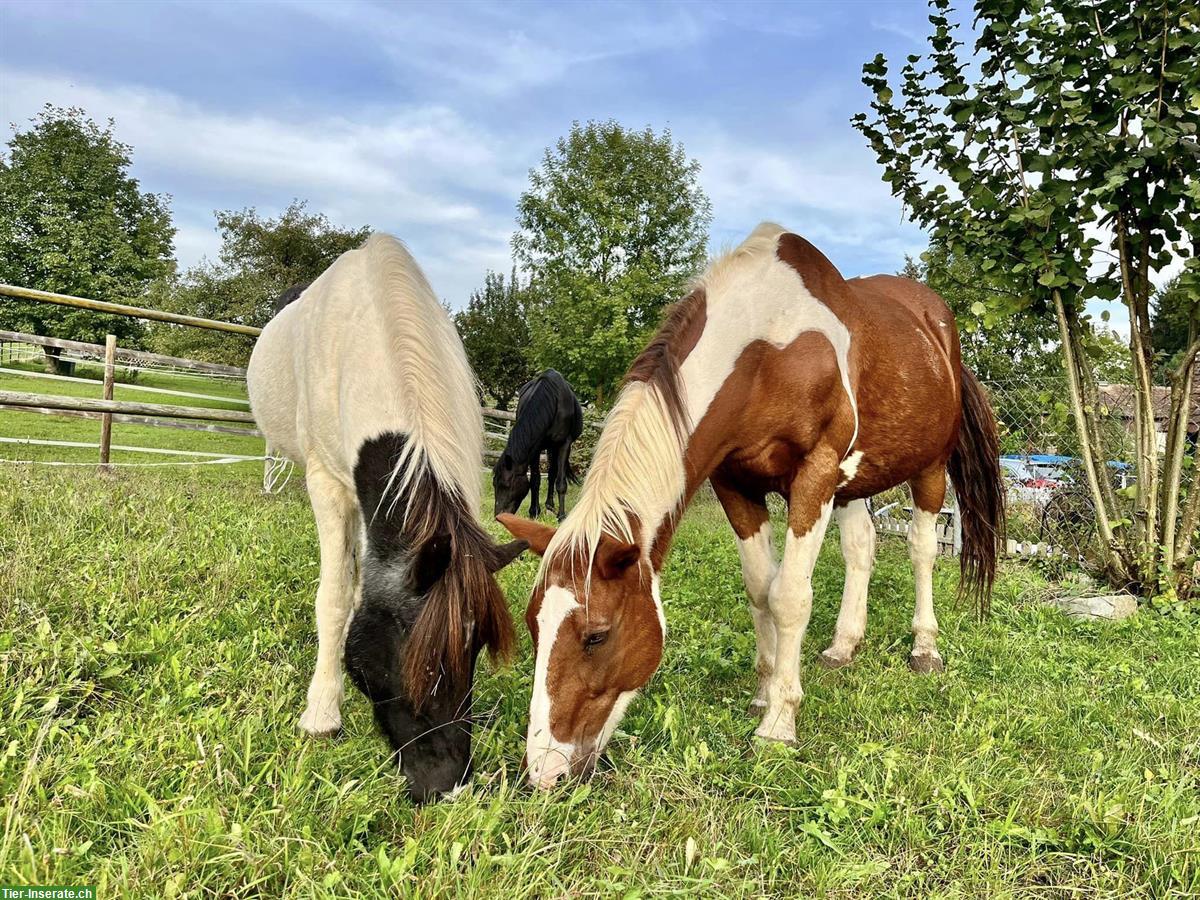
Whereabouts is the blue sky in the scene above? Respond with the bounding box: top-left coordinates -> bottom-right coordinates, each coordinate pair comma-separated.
1,0 -> 943,307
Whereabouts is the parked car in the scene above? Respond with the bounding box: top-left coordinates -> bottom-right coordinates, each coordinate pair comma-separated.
999,456 -> 1056,506
1001,454 -> 1134,507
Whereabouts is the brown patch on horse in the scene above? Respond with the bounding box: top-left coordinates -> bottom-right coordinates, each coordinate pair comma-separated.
623,287 -> 707,442
399,474 -> 518,707
688,330 -> 856,497
542,546 -> 662,746
775,232 -> 854,310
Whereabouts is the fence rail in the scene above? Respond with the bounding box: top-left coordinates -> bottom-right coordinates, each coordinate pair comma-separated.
0,330 -> 246,376
0,284 -> 262,336
0,389 -> 257,424
0,402 -> 262,437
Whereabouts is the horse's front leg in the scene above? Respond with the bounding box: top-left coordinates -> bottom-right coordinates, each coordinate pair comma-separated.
528,456 -> 542,518
712,477 -> 776,717
299,462 -> 359,737
756,454 -> 837,745
545,445 -> 559,514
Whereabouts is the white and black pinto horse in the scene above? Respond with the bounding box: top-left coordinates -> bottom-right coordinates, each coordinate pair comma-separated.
248,234 -> 526,802
493,368 -> 584,520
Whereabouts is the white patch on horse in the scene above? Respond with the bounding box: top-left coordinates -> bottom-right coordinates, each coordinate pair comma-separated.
822,499 -> 874,665
736,520 -> 777,707
249,234 -> 483,513
681,224 -> 857,458
650,572 -> 667,638
527,584 -> 580,789
597,689 -> 639,755
908,507 -> 942,664
838,450 -> 865,487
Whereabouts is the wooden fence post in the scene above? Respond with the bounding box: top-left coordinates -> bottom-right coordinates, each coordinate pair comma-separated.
99,334 -> 116,470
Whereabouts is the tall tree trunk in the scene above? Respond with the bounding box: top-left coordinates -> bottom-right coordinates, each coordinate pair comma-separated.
1053,290 -> 1127,582
1117,217 -> 1160,573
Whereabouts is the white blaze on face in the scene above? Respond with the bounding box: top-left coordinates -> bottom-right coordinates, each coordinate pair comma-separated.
527,584 -> 579,789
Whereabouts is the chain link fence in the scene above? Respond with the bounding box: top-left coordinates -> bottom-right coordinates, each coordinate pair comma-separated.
869,375 -> 1157,573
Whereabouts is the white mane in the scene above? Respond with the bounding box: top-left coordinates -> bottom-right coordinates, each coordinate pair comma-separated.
363,234 -> 483,513
540,222 -> 789,580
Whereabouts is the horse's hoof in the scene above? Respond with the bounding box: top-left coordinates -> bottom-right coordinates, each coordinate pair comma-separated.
298,706 -> 342,738
298,721 -> 342,739
908,653 -> 945,674
753,731 -> 798,748
818,649 -> 854,670
747,699 -> 767,719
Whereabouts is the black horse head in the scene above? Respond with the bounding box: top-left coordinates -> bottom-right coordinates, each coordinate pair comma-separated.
346,434 -> 526,802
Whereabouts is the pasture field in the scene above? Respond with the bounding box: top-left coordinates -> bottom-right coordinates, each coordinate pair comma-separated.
2,455 -> 1198,895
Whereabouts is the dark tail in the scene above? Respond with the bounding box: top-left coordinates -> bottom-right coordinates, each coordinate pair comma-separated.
947,366 -> 1005,616
567,397 -> 584,483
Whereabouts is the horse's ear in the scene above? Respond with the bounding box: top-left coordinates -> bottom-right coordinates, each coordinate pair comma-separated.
413,532 -> 452,594
488,539 -> 528,572
496,514 -> 555,556
596,536 -> 640,579
501,453 -> 513,472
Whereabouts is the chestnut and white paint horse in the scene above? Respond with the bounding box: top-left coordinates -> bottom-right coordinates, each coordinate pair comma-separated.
248,234 -> 526,803
500,223 -> 1004,789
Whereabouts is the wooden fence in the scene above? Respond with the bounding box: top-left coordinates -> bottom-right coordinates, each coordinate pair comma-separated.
1,285 -> 516,481
873,502 -> 1065,560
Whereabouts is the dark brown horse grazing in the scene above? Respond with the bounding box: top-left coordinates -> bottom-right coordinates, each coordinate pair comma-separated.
500,223 -> 1004,789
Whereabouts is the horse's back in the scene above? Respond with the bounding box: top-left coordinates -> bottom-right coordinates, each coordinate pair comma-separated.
248,235 -> 480,499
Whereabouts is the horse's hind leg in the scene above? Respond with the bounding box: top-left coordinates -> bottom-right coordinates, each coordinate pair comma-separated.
908,466 -> 947,673
711,477 -> 776,717
545,445 -> 559,514
819,499 -> 875,669
553,440 -> 572,521
299,462 -> 359,736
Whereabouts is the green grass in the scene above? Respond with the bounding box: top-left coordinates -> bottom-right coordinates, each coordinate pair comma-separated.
1,464 -> 1197,897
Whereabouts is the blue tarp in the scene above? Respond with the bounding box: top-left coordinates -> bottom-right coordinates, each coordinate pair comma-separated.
1001,453 -> 1132,471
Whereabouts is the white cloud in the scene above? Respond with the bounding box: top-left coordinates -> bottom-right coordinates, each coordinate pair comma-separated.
278,0 -> 711,98
0,68 -> 532,304
688,125 -> 927,275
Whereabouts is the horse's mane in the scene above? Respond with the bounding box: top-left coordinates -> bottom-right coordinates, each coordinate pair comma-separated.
503,375 -> 557,465
361,234 -> 484,516
539,223 -> 788,581
348,235 -> 496,701
397,463 -> 514,705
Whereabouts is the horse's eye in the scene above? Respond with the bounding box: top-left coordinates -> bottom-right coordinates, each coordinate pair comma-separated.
583,629 -> 610,650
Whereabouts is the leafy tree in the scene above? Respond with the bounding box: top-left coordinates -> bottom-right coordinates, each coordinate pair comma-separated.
903,244 -> 1075,455
455,268 -> 532,411
0,106 -> 175,372
513,121 -> 711,402
150,201 -> 369,364
854,0 -> 1199,599
1151,276 -> 1195,376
